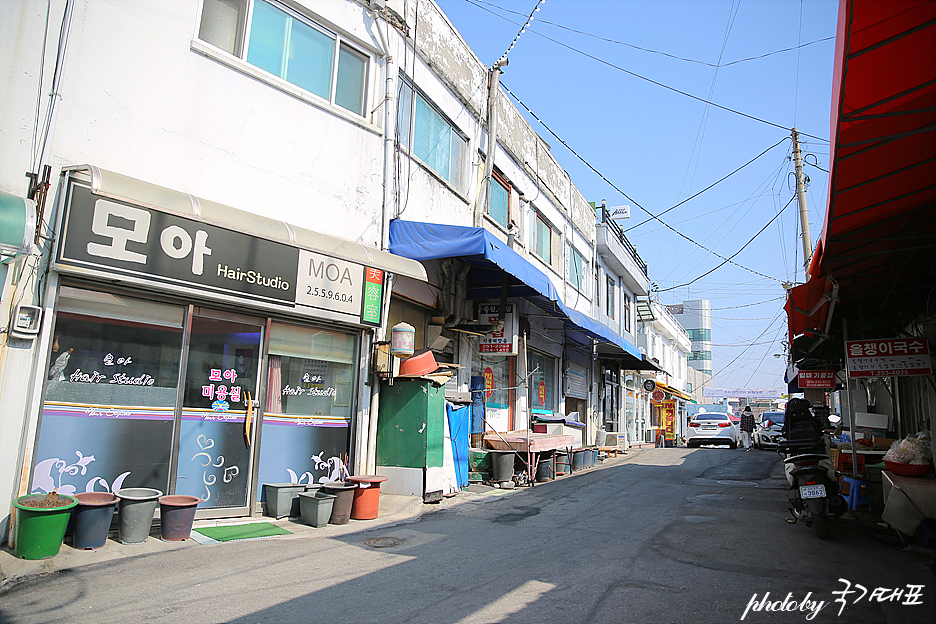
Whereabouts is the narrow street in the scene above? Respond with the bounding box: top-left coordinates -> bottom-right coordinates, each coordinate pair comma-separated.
2,448 -> 933,624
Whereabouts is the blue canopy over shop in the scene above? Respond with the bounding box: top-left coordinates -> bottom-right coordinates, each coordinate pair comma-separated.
389,219 -> 647,367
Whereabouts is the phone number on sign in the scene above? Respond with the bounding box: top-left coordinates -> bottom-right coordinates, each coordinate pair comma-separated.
305,287 -> 353,303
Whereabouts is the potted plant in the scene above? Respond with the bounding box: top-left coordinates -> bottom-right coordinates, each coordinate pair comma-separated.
13,490 -> 78,559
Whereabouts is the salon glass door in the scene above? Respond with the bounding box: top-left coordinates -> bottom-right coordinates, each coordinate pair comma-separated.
174,308 -> 263,510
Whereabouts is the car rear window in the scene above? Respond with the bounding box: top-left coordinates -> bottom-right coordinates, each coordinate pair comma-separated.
694,414 -> 728,421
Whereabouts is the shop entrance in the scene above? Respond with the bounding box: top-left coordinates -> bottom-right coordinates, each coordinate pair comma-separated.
173,308 -> 263,511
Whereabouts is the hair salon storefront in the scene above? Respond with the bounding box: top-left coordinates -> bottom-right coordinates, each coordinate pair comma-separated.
26,167 -> 425,519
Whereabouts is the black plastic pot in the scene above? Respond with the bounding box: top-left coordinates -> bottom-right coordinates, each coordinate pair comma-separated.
73,492 -> 117,550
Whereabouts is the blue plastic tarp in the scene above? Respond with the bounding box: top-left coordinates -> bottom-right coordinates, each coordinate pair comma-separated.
446,403 -> 470,488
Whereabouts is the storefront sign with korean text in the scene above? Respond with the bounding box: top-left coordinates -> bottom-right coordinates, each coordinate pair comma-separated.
846,338 -> 932,377
662,400 -> 676,440
57,180 -> 384,327
477,303 -> 518,355
797,370 -> 836,388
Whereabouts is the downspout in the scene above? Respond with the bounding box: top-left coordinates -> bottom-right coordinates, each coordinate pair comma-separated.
451,260 -> 471,326
366,273 -> 394,474
374,2 -> 395,251
441,258 -> 453,321
367,1 -> 393,474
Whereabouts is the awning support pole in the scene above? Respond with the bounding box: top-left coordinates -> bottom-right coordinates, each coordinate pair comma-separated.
842,318 -> 860,477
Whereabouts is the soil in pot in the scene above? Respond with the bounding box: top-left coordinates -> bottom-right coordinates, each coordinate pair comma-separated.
19,492 -> 73,509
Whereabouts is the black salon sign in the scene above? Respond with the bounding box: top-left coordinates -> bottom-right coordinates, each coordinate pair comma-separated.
57,181 -> 383,326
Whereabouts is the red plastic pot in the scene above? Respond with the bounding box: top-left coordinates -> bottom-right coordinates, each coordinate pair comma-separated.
346,475 -> 388,520
158,495 -> 201,541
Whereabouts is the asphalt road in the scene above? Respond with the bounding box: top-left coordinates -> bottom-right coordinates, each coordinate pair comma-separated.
1,447 -> 934,624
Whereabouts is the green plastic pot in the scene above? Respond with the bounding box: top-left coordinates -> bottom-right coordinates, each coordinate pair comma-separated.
13,494 -> 79,560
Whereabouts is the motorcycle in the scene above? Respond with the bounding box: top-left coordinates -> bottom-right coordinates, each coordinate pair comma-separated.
777,399 -> 847,539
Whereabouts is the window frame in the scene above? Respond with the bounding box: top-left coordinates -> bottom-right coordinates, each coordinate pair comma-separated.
606,275 -> 615,320
568,245 -> 587,295
530,209 -> 562,274
622,292 -> 631,332
196,0 -> 372,118
396,75 -> 469,193
488,170 -> 511,230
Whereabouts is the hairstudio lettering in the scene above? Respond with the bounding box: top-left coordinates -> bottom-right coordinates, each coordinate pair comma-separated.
217,264 -> 290,291
69,369 -> 155,386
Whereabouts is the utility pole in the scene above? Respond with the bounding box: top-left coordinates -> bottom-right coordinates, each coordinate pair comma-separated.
474,59 -> 507,227
791,128 -> 812,272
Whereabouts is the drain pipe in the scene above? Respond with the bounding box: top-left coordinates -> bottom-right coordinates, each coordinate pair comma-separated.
373,3 -> 395,251
365,273 -> 395,474
366,4 -> 395,474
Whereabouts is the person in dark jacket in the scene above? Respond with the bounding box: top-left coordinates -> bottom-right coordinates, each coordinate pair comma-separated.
740,406 -> 755,451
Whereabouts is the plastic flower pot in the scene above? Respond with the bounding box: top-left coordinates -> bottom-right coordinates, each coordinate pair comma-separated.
73,492 -> 118,550
535,459 -> 554,482
572,450 -> 585,471
489,451 -> 515,482
347,475 -> 389,520
13,494 -> 78,560
263,483 -> 306,519
158,495 -> 201,541
299,490 -> 336,527
115,488 -> 163,545
320,482 -> 358,525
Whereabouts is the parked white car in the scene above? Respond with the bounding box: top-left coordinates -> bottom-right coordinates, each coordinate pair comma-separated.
686,412 -> 739,448
754,410 -> 786,449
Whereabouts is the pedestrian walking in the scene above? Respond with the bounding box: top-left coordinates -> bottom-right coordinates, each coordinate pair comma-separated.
740,406 -> 755,451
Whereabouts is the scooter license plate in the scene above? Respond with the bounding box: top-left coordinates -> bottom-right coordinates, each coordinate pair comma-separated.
800,484 -> 826,499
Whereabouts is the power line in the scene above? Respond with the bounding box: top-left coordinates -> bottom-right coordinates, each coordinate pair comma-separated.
625,137 -> 788,232
657,194 -> 796,292
501,82 -> 785,284
473,2 -> 829,141
466,0 -> 835,70
711,296 -> 786,310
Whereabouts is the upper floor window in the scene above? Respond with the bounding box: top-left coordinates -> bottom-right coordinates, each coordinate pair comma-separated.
198,0 -> 369,116
686,328 -> 712,342
397,77 -> 469,192
606,275 -> 615,320
488,172 -> 510,230
622,292 -> 631,332
568,246 -> 587,294
531,210 -> 562,274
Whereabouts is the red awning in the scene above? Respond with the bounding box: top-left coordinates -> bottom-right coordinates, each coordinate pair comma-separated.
788,0 -> 936,351
785,276 -> 834,340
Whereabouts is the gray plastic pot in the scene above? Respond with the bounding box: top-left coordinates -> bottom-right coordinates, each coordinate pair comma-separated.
263,483 -> 306,519
299,490 -> 336,528
115,488 -> 163,544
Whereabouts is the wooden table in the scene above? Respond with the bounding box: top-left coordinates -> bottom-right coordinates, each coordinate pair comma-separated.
483,431 -> 574,484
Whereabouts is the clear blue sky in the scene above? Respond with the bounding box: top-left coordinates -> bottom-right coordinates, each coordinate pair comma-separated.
436,0 -> 839,391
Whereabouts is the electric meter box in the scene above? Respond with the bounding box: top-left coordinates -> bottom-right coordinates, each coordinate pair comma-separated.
11,304 -> 42,339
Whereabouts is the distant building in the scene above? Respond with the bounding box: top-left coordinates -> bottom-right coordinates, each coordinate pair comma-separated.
668,300 -> 712,376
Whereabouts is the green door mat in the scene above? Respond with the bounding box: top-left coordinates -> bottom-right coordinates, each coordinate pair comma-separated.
193,523 -> 292,542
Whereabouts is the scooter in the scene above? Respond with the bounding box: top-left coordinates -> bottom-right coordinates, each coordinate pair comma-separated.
777,399 -> 847,539
779,443 -> 846,539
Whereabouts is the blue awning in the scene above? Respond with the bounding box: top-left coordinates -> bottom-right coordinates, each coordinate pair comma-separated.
390,219 -> 643,361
